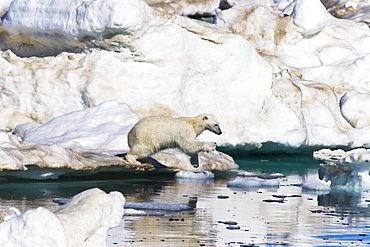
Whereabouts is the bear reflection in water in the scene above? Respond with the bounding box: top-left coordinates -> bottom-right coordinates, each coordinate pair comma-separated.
124,114 -> 222,167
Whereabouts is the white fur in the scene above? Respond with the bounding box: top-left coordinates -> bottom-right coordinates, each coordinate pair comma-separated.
125,114 -> 221,165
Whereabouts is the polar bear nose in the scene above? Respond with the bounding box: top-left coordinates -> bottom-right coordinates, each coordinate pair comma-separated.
214,124 -> 222,135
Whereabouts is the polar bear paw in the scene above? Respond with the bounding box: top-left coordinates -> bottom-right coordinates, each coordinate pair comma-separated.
124,154 -> 142,165
203,142 -> 216,152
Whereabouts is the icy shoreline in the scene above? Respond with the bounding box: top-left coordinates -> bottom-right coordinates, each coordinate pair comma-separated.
1,0 -> 370,149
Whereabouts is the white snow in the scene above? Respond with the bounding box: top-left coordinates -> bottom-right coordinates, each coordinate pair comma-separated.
23,100 -> 140,151
0,188 -> 125,247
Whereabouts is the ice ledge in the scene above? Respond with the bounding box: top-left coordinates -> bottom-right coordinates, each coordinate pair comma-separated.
0,141 -> 238,179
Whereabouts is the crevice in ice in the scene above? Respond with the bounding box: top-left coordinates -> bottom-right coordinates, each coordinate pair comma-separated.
80,88 -> 91,108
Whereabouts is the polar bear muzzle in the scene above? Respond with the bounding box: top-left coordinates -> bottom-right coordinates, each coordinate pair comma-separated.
211,124 -> 222,135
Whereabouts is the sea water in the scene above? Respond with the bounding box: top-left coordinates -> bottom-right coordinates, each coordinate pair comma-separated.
1,150 -> 370,246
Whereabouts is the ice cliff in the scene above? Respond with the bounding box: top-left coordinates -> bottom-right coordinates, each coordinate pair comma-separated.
1,0 -> 370,156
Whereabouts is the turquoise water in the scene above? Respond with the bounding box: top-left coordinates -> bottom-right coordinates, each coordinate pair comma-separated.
1,151 -> 370,246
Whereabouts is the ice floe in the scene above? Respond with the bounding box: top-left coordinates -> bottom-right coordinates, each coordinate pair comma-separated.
124,201 -> 194,211
227,177 -> 280,188
175,170 -> 215,179
302,181 -> 331,191
314,148 -> 370,189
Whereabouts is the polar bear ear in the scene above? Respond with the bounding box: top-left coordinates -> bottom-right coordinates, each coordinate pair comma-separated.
202,116 -> 208,121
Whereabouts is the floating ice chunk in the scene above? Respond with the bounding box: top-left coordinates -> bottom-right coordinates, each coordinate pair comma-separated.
175,170 -> 215,179
227,177 -> 280,188
302,181 -> 331,191
124,208 -> 146,216
54,188 -> 125,247
124,202 -> 193,211
315,148 -> 370,189
0,188 -> 125,247
237,171 -> 286,179
0,207 -> 69,247
319,162 -> 370,188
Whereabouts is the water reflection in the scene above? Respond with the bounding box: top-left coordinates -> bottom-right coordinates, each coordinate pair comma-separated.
1,154 -> 370,246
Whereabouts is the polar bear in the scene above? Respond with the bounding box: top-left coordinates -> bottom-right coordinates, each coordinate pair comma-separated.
124,114 -> 222,166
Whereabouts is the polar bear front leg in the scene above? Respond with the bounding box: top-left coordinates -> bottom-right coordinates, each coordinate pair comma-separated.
190,154 -> 200,168
181,141 -> 216,155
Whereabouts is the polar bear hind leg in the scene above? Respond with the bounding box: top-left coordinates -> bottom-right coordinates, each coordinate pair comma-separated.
124,145 -> 154,165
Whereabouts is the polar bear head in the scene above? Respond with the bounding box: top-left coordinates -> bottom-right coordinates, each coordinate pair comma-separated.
197,114 -> 222,135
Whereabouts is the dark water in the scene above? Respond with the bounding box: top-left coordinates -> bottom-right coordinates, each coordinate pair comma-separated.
1,152 -> 370,246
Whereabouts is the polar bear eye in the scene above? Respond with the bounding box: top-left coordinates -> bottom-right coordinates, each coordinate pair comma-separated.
203,116 -> 208,120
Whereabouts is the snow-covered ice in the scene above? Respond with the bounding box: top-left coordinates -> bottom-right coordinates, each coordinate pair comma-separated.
23,100 -> 140,151
1,0 -> 370,149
